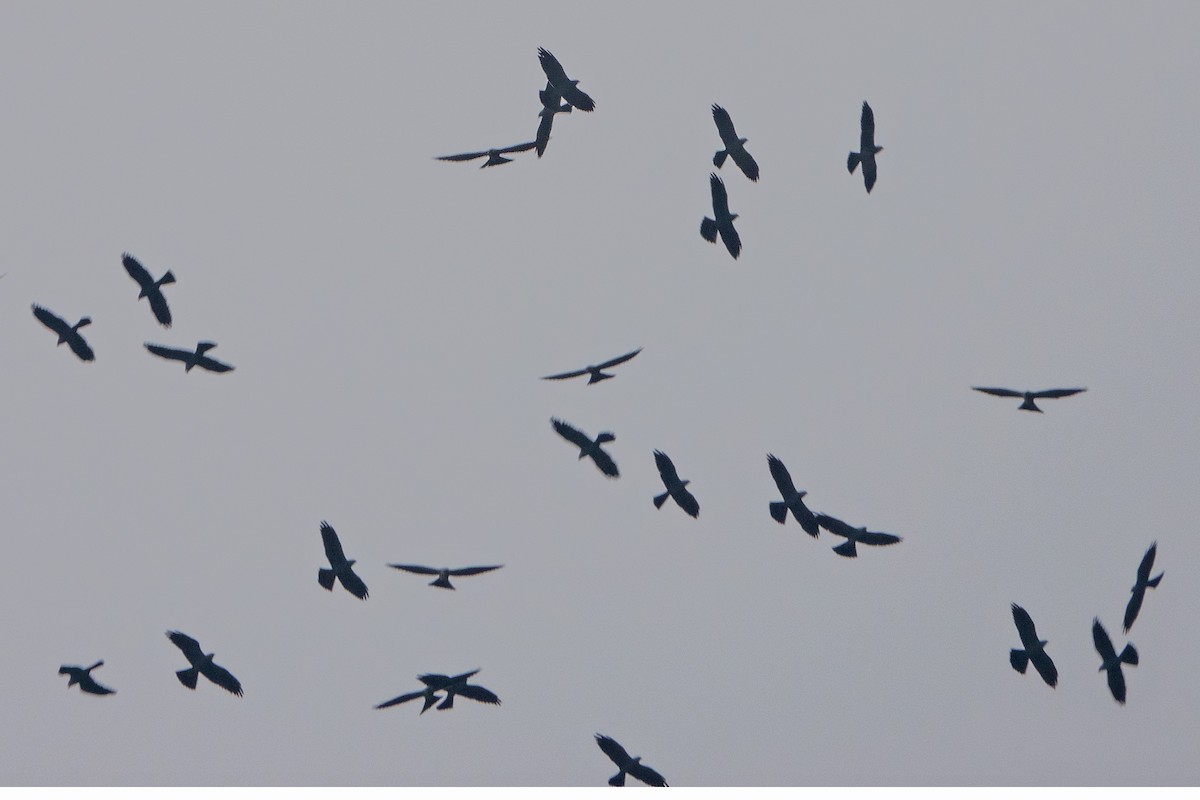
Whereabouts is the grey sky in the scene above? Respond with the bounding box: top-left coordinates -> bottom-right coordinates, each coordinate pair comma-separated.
3,1 -> 1198,786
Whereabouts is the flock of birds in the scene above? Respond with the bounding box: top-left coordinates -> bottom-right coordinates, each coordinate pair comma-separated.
33,45 -> 1166,786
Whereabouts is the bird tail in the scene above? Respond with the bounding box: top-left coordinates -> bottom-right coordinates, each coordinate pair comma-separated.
437,693 -> 455,711
1120,644 -> 1139,666
1009,649 -> 1029,674
587,372 -> 614,384
847,152 -> 860,173
176,667 -> 199,689
713,150 -> 728,168
158,270 -> 177,287
420,694 -> 440,714
769,501 -> 788,524
833,540 -> 858,558
1147,573 -> 1163,588
700,217 -> 718,243
609,772 -> 626,787
75,317 -> 93,329
1018,397 -> 1042,412
86,660 -> 104,672
430,575 -> 455,590
596,432 -> 615,444
653,491 -> 670,509
318,568 -> 336,591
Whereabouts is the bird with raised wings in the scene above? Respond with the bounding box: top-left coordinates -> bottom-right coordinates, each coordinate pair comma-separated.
375,669 -> 500,713
847,100 -> 882,192
652,450 -> 699,518
59,661 -> 115,695
122,252 -> 175,327
1093,618 -> 1138,704
32,305 -> 94,362
551,418 -> 619,477
535,82 -> 571,157
1008,604 -> 1058,688
166,631 -> 243,696
144,341 -> 234,373
767,454 -> 819,537
971,386 -> 1087,413
387,563 -> 503,590
595,734 -> 668,787
436,141 -> 538,168
815,513 -> 902,558
700,173 -> 741,259
541,347 -> 642,384
537,48 -> 594,112
711,104 -> 759,181
318,521 -> 368,599
1124,542 -> 1163,633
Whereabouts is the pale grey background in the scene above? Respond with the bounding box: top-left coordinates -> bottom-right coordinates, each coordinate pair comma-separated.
2,1 -> 1197,786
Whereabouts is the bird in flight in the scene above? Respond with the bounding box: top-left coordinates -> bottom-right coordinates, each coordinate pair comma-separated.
32,305 -> 94,362
166,631 -> 243,696
318,521 -> 369,599
436,141 -> 538,168
59,661 -> 115,695
536,82 -> 571,157
122,252 -> 175,328
1092,618 -> 1138,704
541,347 -> 642,384
847,100 -> 882,192
711,104 -> 759,181
815,513 -> 903,558
1008,604 -> 1058,688
700,173 -> 741,259
971,386 -> 1087,413
652,450 -> 699,518
537,48 -> 595,112
551,418 -> 619,477
767,454 -> 819,537
594,734 -> 668,787
375,669 -> 500,713
1123,542 -> 1163,633
145,341 -> 234,373
387,563 -> 503,590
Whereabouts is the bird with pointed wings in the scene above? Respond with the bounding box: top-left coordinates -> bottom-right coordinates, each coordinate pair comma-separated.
318,521 -> 368,599
652,450 -> 699,518
1124,542 -> 1163,633
767,454 -> 819,537
145,341 -> 234,373
551,418 -> 619,477
1008,604 -> 1058,688
537,48 -> 594,112
388,563 -> 503,590
971,386 -> 1086,413
541,347 -> 642,384
700,173 -> 741,259
59,661 -> 115,695
122,252 -> 175,328
536,82 -> 572,157
847,100 -> 882,193
375,669 -> 500,713
32,305 -> 94,362
166,631 -> 243,696
1093,618 -> 1138,704
436,141 -> 538,168
815,513 -> 902,558
595,734 -> 668,787
711,104 -> 759,181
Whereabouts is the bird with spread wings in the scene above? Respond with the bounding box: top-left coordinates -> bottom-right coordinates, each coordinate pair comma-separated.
32,305 -> 94,362
122,252 -> 176,328
541,347 -> 642,384
595,734 -> 668,787
145,341 -> 234,373
652,450 -> 699,518
388,563 -> 503,590
971,386 -> 1087,413
538,48 -> 595,112
700,173 -> 741,259
166,631 -> 243,696
318,521 -> 369,599
815,513 -> 903,558
59,661 -> 115,695
711,104 -> 759,181
1009,604 -> 1058,688
551,418 -> 619,477
847,100 -> 882,193
767,454 -> 819,537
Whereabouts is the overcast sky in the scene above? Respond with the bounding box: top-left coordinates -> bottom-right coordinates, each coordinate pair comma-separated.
3,1 -> 1199,787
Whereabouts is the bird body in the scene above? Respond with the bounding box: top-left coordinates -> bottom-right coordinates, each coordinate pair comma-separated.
700,173 -> 741,258
541,347 -> 642,384
551,418 -> 619,477
1009,604 -> 1058,688
166,631 -> 243,696
318,521 -> 369,599
1093,618 -> 1137,704
711,104 -> 759,181
122,253 -> 175,327
145,341 -> 234,373
59,660 -> 115,695
767,454 -> 819,537
1124,542 -> 1163,632
32,305 -> 94,361
538,48 -> 595,112
971,386 -> 1086,413
387,563 -> 503,590
595,734 -> 668,787
652,450 -> 699,518
815,513 -> 902,558
847,101 -> 882,192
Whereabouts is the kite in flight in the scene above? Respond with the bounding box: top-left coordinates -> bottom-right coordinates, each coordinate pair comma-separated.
971,386 -> 1087,413
767,454 -> 819,537
538,48 -> 595,112
847,100 -> 882,193
387,563 -> 503,590
436,141 -> 538,168
551,417 -> 619,477
700,173 -> 741,259
166,631 -> 243,696
652,450 -> 699,518
32,305 -> 94,362
1008,604 -> 1058,688
711,104 -> 759,181
1092,618 -> 1138,704
815,513 -> 903,558
541,347 -> 642,384
1123,542 -> 1163,633
594,734 -> 668,787
145,341 -> 234,373
318,521 -> 369,599
59,661 -> 115,695
122,252 -> 176,327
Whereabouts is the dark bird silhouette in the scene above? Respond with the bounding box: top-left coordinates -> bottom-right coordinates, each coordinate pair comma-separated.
166,631 -> 243,696
652,450 -> 699,518
122,252 -> 175,327
536,82 -> 571,157
145,341 -> 234,373
541,347 -> 642,384
767,454 -> 819,537
318,521 -> 368,599
387,563 -> 503,590
1093,618 -> 1138,704
537,48 -> 595,112
375,669 -> 500,713
436,141 -> 538,168
815,513 -> 902,558
711,104 -> 759,181
595,734 -> 668,787
1124,542 -> 1163,633
700,173 -> 741,259
32,305 -> 94,361
971,386 -> 1087,413
847,100 -> 882,192
1009,604 -> 1058,688
551,417 -> 619,477
59,661 -> 115,695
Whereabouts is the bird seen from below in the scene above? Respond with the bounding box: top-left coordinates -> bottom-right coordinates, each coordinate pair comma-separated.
1124,542 -> 1163,633
652,450 -> 699,518
541,347 -> 642,384
700,172 -> 741,259
551,417 -> 619,478
122,252 -> 175,327
166,631 -> 243,697
1092,618 -> 1138,704
711,104 -> 759,181
144,341 -> 234,373
375,669 -> 499,713
58,661 -> 115,695
595,734 -> 668,787
387,563 -> 503,590
767,454 -> 819,537
814,512 -> 903,558
436,141 -> 538,168
971,386 -> 1087,413
32,305 -> 94,362
318,521 -> 369,600
847,100 -> 882,193
1008,604 -> 1058,688
536,82 -> 571,157
537,47 -> 595,112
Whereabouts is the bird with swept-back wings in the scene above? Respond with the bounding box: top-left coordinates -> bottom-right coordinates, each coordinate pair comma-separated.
166,631 -> 243,696
375,669 -> 499,713
551,418 -> 619,477
535,82 -> 571,157
767,454 -> 819,537
971,386 -> 1087,413
318,521 -> 368,599
847,100 -> 882,192
1008,604 -> 1058,688
700,173 -> 741,259
711,104 -> 759,181
122,252 -> 175,327
1124,542 -> 1163,633
537,47 -> 594,112
145,341 -> 234,373
32,305 -> 94,362
541,347 -> 642,384
595,734 -> 668,787
1093,618 -> 1138,704
59,661 -> 115,695
652,450 -> 699,518
436,141 -> 538,168
387,563 -> 503,590
815,513 -> 902,558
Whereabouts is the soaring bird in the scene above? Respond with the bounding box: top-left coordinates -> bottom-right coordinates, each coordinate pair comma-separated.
387,563 -> 503,590
318,521 -> 368,599
1008,604 -> 1058,688
814,513 -> 902,558
541,347 -> 642,384
145,341 -> 234,373
594,734 -> 668,787
971,386 -> 1087,413
537,48 -> 595,112
551,418 -> 619,477
436,141 -> 538,168
375,669 -> 500,713
767,454 -> 819,537
536,82 -> 571,157
32,305 -> 94,362
166,631 -> 243,696
652,450 -> 699,518
711,104 -> 759,181
1092,618 -> 1138,704
122,252 -> 175,327
59,661 -> 115,695
847,100 -> 882,192
700,173 -> 741,259
1124,542 -> 1163,633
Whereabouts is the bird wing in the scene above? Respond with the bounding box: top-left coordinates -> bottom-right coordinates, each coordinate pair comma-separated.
709,173 -> 730,217
1106,662 -> 1127,703
536,112 -> 554,157
146,343 -> 191,362
418,673 -> 454,688
389,563 -> 440,575
595,347 -> 642,370
1028,649 -> 1058,688
454,684 -> 501,705
167,631 -> 205,665
815,513 -> 855,538
711,104 -> 738,144
720,219 -> 742,259
340,567 -> 369,600
448,565 -> 504,576
552,418 -> 592,449
497,141 -> 538,155
1123,588 -> 1145,634
436,150 -> 489,162
539,82 -> 562,110
673,485 -> 700,518
628,762 -> 669,788
537,48 -> 570,88
375,690 -> 425,709
1136,542 -> 1158,583
197,354 -> 234,373
67,332 -> 95,361
320,521 -> 347,566
590,446 -> 620,478
1031,388 -> 1086,399
80,674 -> 116,695
654,450 -> 680,484
560,84 -> 595,113
595,734 -> 631,767
146,290 -> 172,327
862,157 -> 877,193
1011,604 -> 1040,650
1092,618 -> 1117,661
541,366 -> 590,380
972,386 -> 1024,398
32,305 -> 69,336
767,454 -> 798,497
200,661 -> 243,696
122,253 -> 154,288
860,101 -> 875,148
730,147 -> 760,182
857,530 -> 902,546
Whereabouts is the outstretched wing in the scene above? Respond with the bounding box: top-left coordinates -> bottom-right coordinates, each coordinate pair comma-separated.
860,101 -> 875,148
767,454 -> 797,497
448,565 -> 504,577
595,734 -> 631,767
628,762 -> 668,788
1106,662 -> 1127,704
720,220 -> 742,259
79,674 -> 116,695
1028,649 -> 1058,688
709,173 -> 730,217
146,343 -> 191,362
972,386 -> 1024,398
711,104 -> 738,145
1123,587 -> 1145,633
67,332 -> 95,361
497,141 -> 538,155
389,563 -> 440,575
436,150 -> 488,162
857,530 -> 902,546
541,365 -> 590,380
32,305 -> 69,336
730,147 -> 760,182
654,450 -> 681,484
200,661 -> 243,696
197,354 -> 234,373
340,567 -> 369,600
166,631 -> 204,665
417,673 -> 453,688
1011,604 -> 1040,650
375,690 -> 425,710
454,684 -> 501,705
590,447 -> 619,478
815,513 -> 855,539
1136,542 -> 1158,583
552,417 -> 592,449
673,485 -> 700,518
320,521 -> 347,566
595,347 -> 642,370
146,290 -> 172,327
1092,618 -> 1117,662
538,48 -> 594,111
536,113 -> 554,157
122,253 -> 154,289
1031,388 -> 1086,399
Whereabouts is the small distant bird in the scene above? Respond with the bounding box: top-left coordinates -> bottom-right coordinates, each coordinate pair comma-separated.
541,347 -> 642,384
847,100 -> 882,192
551,417 -> 619,478
594,734 -> 668,787
971,386 -> 1087,413
652,450 -> 699,518
538,48 -> 595,112
318,521 -> 368,599
166,631 -> 243,696
815,513 -> 902,558
1008,604 -> 1058,688
1092,618 -> 1138,704
59,661 -> 115,695
375,669 -> 500,713
32,305 -> 94,362
387,563 -> 503,590
122,252 -> 175,327
436,141 -> 538,168
145,341 -> 234,373
1124,542 -> 1163,633
711,104 -> 759,181
700,172 -> 741,259
536,82 -> 571,157
767,454 -> 819,537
